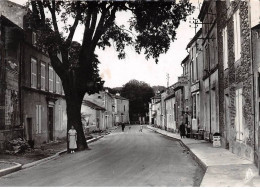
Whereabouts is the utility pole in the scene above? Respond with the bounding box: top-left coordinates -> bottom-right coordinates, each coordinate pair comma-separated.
166,73 -> 169,88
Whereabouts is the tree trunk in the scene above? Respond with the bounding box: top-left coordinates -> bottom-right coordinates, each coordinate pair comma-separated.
66,92 -> 88,151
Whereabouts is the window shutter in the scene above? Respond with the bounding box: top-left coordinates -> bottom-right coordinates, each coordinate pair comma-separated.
36,105 -> 38,134
39,105 -> 41,133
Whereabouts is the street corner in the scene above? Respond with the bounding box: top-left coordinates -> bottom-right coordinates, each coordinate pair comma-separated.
0,161 -> 22,177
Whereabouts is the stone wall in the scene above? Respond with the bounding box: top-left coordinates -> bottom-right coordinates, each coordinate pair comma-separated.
226,1 -> 254,161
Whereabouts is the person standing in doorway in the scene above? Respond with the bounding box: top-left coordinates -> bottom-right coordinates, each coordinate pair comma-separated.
68,126 -> 77,153
179,122 -> 186,138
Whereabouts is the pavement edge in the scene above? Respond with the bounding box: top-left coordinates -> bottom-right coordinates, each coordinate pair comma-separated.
0,135 -> 105,177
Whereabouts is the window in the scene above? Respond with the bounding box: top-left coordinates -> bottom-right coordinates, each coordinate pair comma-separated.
233,9 -> 241,61
55,74 -> 61,94
41,62 -> 46,90
223,26 -> 228,69
36,105 -> 42,134
32,32 -> 37,46
31,58 -> 37,88
235,88 -> 244,141
49,66 -> 54,92
192,94 -> 196,119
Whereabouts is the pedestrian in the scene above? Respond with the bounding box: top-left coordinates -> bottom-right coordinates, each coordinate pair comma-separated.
129,125 -> 131,130
179,122 -> 186,138
68,125 -> 77,153
186,121 -> 191,138
139,124 -> 143,132
122,122 -> 125,132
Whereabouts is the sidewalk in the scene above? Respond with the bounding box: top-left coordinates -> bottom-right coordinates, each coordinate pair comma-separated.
147,125 -> 260,187
0,126 -> 118,178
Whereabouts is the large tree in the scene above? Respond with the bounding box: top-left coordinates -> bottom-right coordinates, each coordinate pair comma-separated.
121,80 -> 155,122
27,0 -> 194,150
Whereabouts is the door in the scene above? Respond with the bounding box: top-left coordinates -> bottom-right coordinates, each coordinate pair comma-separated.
26,118 -> 32,140
48,107 -> 54,141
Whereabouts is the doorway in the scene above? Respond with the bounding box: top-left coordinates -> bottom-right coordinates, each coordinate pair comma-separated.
26,118 -> 32,141
48,106 -> 54,141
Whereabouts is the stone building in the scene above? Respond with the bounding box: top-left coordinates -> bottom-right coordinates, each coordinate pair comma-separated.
21,23 -> 67,144
81,100 -> 105,132
165,93 -> 176,132
0,15 -> 23,150
113,93 -> 130,124
246,0 -> 260,167
0,1 -> 68,147
173,74 -> 189,130
216,0 -> 256,162
186,29 -> 204,134
198,0 -> 222,142
149,93 -> 161,125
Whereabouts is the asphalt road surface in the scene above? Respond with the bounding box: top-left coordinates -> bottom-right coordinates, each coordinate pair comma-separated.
0,125 -> 204,186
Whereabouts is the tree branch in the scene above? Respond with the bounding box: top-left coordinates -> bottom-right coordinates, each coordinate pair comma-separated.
91,5 -> 117,52
66,1 -> 81,45
81,2 -> 107,54
37,1 -> 45,27
48,50 -> 66,80
46,1 -> 59,34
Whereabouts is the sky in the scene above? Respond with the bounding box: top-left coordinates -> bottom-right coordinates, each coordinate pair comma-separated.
10,0 -> 202,88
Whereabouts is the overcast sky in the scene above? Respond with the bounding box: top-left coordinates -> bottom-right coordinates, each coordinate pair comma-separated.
11,0 -> 201,88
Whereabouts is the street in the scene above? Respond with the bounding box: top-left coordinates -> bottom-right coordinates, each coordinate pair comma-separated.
0,125 -> 204,187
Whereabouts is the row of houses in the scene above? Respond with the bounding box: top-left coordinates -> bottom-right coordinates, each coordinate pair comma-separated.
0,1 -> 129,151
149,0 -> 260,171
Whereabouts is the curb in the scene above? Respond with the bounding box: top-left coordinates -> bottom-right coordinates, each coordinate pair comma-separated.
148,126 -> 208,172
0,135 -> 105,177
0,162 -> 22,177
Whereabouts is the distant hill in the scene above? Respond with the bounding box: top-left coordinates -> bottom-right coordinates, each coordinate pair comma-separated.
152,85 -> 166,93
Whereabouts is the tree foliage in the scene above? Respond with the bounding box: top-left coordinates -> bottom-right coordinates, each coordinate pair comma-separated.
27,0 -> 194,150
120,80 -> 155,122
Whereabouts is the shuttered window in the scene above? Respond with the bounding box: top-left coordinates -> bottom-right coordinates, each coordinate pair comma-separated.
233,9 -> 241,61
56,74 -> 61,94
49,66 -> 54,92
223,26 -> 228,69
31,58 -> 37,88
41,62 -> 46,90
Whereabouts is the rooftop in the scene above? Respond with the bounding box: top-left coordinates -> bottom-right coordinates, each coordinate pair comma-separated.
82,100 -> 106,111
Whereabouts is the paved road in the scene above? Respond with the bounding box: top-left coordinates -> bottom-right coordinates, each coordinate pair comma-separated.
0,125 -> 204,186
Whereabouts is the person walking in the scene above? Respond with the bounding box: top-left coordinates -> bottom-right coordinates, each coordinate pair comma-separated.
139,124 -> 143,132
68,126 -> 77,153
121,123 -> 125,132
179,122 -> 186,139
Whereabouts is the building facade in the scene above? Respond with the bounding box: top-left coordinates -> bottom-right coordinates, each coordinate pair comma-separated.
0,16 -> 23,150
165,93 -> 176,132
113,94 -> 130,124
186,29 -> 204,134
